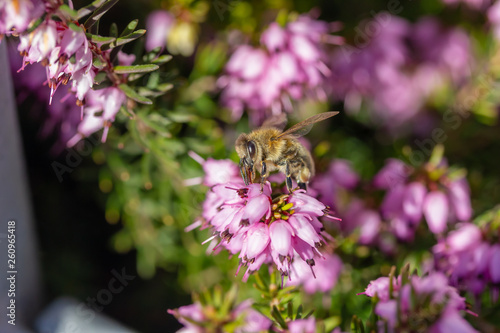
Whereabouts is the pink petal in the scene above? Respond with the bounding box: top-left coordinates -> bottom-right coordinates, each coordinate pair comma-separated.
260,22 -> 287,51
423,191 -> 449,234
447,223 -> 481,252
269,221 -> 293,256
243,223 -> 270,259
145,10 -> 174,51
447,178 -> 472,221
402,182 -> 427,223
288,214 -> 321,247
489,244 -> 500,283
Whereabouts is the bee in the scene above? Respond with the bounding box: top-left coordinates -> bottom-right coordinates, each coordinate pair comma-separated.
235,111 -> 339,192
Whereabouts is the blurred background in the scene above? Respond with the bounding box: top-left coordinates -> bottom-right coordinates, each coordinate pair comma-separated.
5,0 -> 500,331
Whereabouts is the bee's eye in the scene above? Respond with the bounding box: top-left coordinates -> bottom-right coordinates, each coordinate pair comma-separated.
247,141 -> 256,158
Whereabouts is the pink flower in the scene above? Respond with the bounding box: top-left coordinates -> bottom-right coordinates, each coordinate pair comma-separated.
0,0 -> 44,35
362,271 -> 477,332
145,10 -> 175,52
288,253 -> 342,293
330,16 -> 471,131
433,222 -> 499,298
67,87 -> 126,146
423,191 -> 449,234
193,159 -> 339,281
288,317 -> 316,333
218,13 -> 342,124
169,299 -> 271,333
375,157 -> 473,240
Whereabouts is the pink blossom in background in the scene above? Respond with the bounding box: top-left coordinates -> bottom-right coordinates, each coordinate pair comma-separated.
433,222 -> 500,298
218,14 -> 343,125
374,157 -> 472,240
287,317 -> 316,333
288,253 -> 342,293
330,15 -> 472,131
312,159 -> 359,211
361,271 -> 478,332
145,10 -> 175,52
168,299 -> 271,333
0,0 -> 44,35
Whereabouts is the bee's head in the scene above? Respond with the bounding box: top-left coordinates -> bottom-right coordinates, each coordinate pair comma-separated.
235,134 -> 259,185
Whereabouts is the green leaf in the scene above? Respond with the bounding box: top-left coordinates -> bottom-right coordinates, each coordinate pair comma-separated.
152,55 -> 173,65
93,71 -> 108,85
119,84 -> 153,105
271,306 -> 287,329
114,64 -> 159,74
121,19 -> 139,37
109,23 -> 118,37
86,33 -> 116,44
77,0 -> 107,19
102,30 -> 146,51
58,4 -> 78,20
83,0 -> 120,30
93,56 -> 106,70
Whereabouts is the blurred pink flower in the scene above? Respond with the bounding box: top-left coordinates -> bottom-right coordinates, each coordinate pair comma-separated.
0,0 -> 44,35
433,222 -> 500,298
169,299 -> 271,333
288,253 -> 342,293
375,157 -> 472,240
219,14 -> 342,124
312,159 -> 359,211
145,10 -> 175,52
288,317 -> 316,333
330,15 -> 472,130
361,271 -> 477,332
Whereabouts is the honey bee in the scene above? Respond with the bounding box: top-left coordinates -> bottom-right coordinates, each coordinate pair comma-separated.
235,111 -> 339,192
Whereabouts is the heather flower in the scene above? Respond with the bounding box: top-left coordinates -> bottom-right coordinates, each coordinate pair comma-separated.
330,15 -> 471,131
145,10 -> 174,52
287,317 -> 316,333
433,222 -> 500,299
312,159 -> 359,211
488,1 -> 500,39
169,299 -> 271,333
193,159 -> 338,281
218,14 -> 342,124
145,5 -> 205,56
360,270 -> 478,332
9,44 -> 80,153
374,150 -> 472,240
287,252 -> 342,293
0,0 -> 44,35
185,152 -> 242,187
67,87 -> 126,147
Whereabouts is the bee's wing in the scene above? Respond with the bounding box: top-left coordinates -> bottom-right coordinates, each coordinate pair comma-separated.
261,113 -> 288,131
276,111 -> 339,139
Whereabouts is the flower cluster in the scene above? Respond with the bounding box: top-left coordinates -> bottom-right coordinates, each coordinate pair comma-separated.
360,271 -> 478,332
218,14 -> 343,124
331,15 -> 471,130
193,158 -> 338,282
5,0 -> 159,148
169,299 -> 271,333
0,0 -> 44,35
433,222 -> 500,298
374,152 -> 472,241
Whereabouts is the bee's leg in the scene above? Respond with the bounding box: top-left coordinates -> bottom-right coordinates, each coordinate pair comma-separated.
239,159 -> 249,185
285,161 -> 293,193
297,165 -> 311,191
260,161 -> 267,192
